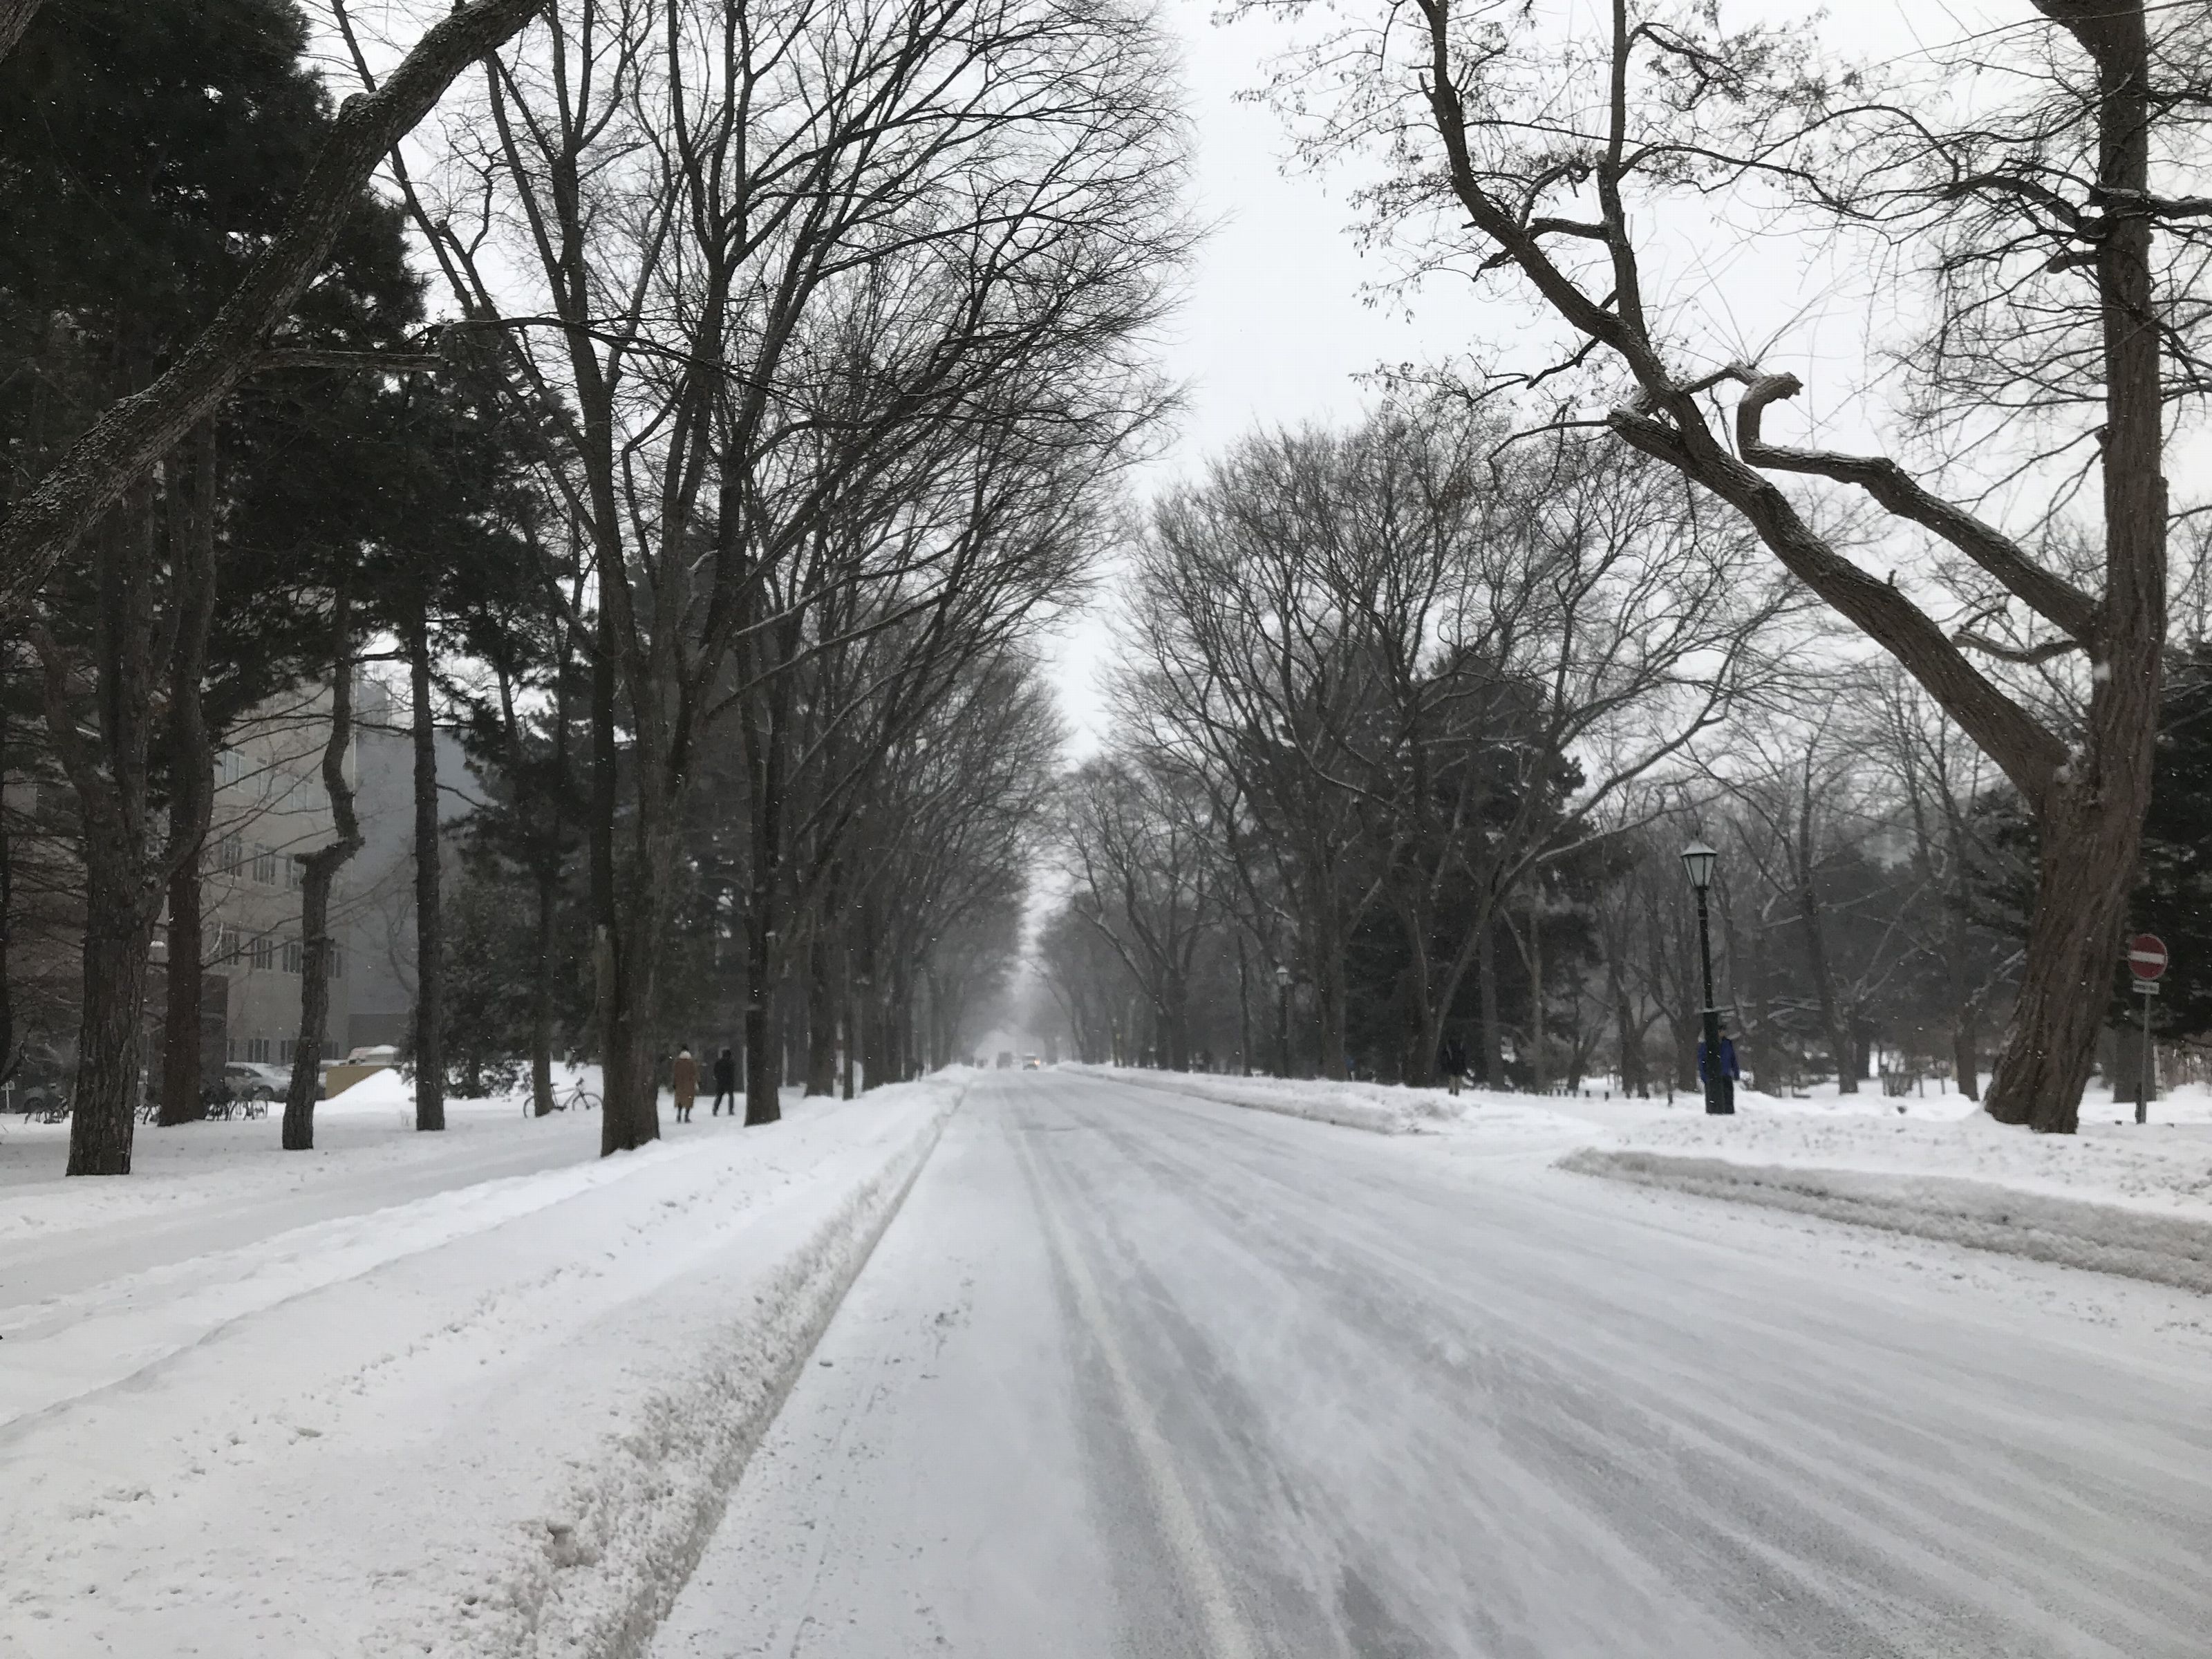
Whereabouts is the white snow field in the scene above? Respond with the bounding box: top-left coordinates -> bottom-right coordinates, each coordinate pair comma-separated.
653,1069 -> 2212,1657
0,1073 -> 963,1658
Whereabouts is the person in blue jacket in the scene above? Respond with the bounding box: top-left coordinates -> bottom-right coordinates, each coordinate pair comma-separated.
1697,1023 -> 1740,1113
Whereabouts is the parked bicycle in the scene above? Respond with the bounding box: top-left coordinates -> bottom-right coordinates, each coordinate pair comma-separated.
529,1077 -> 601,1117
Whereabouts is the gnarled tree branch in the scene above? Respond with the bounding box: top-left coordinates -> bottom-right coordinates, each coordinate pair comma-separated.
1736,371 -> 2100,646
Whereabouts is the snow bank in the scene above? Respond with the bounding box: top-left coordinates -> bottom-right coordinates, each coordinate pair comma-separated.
1558,1150 -> 2212,1295
1067,1063 -> 1457,1134
1553,1089 -> 2212,1295
1068,1063 -> 1598,1142
1583,1093 -> 2212,1221
1073,1066 -> 2212,1295
0,1076 -> 966,1658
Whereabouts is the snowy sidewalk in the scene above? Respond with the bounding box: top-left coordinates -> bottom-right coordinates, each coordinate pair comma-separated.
0,1075 -> 965,1658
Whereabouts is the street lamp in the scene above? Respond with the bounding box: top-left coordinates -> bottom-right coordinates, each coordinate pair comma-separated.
1680,840 -> 1730,1116
1275,964 -> 1293,1079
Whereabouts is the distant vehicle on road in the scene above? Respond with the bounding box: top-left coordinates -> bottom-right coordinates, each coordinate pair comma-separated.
995,1051 -> 1014,1069
1022,1055 -> 1041,1070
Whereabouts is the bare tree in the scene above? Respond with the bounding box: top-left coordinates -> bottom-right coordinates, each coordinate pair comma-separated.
377,0 -> 1184,1147
1255,0 -> 2210,1130
281,599 -> 364,1150
1058,756 -> 1223,1071
1125,412 -> 1787,1084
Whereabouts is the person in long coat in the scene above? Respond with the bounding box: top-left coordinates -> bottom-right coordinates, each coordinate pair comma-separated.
672,1047 -> 699,1123
711,1047 -> 738,1116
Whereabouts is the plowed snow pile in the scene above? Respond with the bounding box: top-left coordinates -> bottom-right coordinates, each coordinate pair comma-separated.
0,1075 -> 964,1658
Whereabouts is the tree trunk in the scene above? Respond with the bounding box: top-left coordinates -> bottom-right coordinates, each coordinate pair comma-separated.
1794,798 -> 1854,1093
158,855 -> 205,1125
806,935 -> 838,1095
1235,935 -> 1253,1074
48,485 -> 160,1176
1313,916 -> 1349,1081
1983,788 -> 2145,1132
283,606 -> 363,1152
71,874 -> 154,1175
1526,893 -> 1548,1094
742,684 -> 787,1126
0,680 -> 16,1087
587,593 -> 662,1156
1477,911 -> 1503,1087
1982,6 -> 2164,1136
156,432 -> 218,1127
529,863 -> 556,1116
409,617 -> 444,1132
839,934 -> 856,1099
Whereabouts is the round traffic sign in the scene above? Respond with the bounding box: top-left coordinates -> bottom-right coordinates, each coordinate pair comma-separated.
2128,933 -> 2168,980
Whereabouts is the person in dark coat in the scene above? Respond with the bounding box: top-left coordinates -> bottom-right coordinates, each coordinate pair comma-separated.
1696,1024 -> 1741,1112
1438,1036 -> 1469,1096
711,1047 -> 738,1117
672,1047 -> 698,1123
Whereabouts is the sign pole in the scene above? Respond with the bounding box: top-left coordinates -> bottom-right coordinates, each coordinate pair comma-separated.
2124,932 -> 2168,1127
2135,980 -> 2157,1125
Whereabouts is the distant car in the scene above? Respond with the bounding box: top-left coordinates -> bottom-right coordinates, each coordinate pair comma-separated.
1022,1055 -> 1041,1071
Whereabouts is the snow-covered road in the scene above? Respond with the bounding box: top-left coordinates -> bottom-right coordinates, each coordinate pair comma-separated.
657,1069 -> 2212,1658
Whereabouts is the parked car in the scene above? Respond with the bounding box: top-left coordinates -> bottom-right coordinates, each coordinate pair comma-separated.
221,1062 -> 288,1100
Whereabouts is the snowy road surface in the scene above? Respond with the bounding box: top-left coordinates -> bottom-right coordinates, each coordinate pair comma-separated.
656,1069 -> 2212,1659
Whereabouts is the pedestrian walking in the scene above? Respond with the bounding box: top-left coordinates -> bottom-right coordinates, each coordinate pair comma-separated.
673,1046 -> 698,1123
1438,1035 -> 1468,1096
711,1047 -> 737,1116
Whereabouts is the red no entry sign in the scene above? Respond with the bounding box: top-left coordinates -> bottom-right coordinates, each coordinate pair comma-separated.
2128,933 -> 2169,981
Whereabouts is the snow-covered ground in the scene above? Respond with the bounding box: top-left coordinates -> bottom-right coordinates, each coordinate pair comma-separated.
650,1071 -> 2212,1656
1060,1061 -> 1571,1138
1065,1065 -> 2212,1293
0,1069 -> 968,1658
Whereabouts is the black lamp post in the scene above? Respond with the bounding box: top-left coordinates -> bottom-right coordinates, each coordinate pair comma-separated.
1275,964 -> 1293,1079
1680,839 -> 1730,1115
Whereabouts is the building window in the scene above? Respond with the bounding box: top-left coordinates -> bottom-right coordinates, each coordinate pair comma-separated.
252,844 -> 278,885
216,749 -> 245,786
218,835 -> 243,877
280,1039 -> 294,1065
327,945 -> 344,981
248,1036 -> 270,1063
214,927 -> 241,964
283,939 -> 303,975
286,855 -> 304,891
251,935 -> 273,972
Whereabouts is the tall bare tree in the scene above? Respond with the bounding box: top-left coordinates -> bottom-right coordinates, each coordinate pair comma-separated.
1253,0 -> 2210,1130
